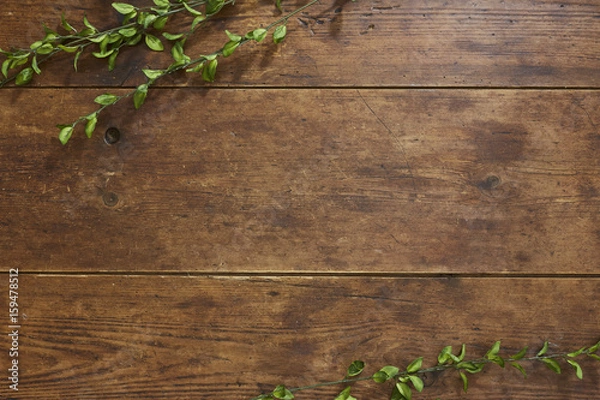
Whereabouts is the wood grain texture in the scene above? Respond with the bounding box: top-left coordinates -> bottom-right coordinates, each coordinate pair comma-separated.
1,0 -> 599,398
0,275 -> 598,399
1,0 -> 599,87
2,88 -> 599,273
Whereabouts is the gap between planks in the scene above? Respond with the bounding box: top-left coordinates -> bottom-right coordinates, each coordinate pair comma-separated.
15,271 -> 600,279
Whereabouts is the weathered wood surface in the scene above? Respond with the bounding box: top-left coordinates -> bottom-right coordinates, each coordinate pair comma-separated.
0,275 -> 598,399
1,0 -> 599,398
2,88 -> 599,273
1,0 -> 599,87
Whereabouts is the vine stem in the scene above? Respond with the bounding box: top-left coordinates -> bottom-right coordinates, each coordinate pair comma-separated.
0,0 -> 224,87
248,345 -> 599,400
169,0 -> 320,75
58,0 -> 322,143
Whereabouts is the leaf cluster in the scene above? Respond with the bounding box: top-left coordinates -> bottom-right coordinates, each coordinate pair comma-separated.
250,339 -> 600,400
1,0 -> 226,88
1,0 -> 317,144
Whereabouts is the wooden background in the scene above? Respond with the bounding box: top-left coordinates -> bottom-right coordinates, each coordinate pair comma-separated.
1,0 -> 599,398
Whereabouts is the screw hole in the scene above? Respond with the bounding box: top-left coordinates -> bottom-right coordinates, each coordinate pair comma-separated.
104,127 -> 121,144
102,192 -> 119,207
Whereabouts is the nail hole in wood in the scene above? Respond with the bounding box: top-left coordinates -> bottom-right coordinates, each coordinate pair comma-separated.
102,192 -> 119,207
104,127 -> 121,144
478,175 -> 501,191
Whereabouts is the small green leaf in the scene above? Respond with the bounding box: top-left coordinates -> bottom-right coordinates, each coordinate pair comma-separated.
510,361 -> 527,377
202,58 -> 217,82
437,346 -> 453,365
92,49 -> 116,59
273,24 -> 287,44
541,358 -> 561,374
142,69 -> 163,80
371,371 -> 388,384
171,41 -> 189,64
272,385 -> 294,400
83,14 -> 97,33
567,359 -> 583,379
408,375 -> 424,393
79,28 -> 96,37
567,347 -> 586,358
186,61 -> 204,73
346,360 -> 365,377
588,340 -> 600,354
133,84 -> 148,109
31,56 -> 41,74
36,43 -> 55,55
11,58 -> 29,69
73,47 -> 84,71
250,28 -> 268,42
139,13 -> 158,29
379,365 -> 400,380
206,0 -> 225,15
153,0 -> 170,7
30,41 -> 43,50
127,34 -> 143,46
94,93 -> 119,106
490,355 -> 505,368
396,382 -> 412,400
486,341 -> 501,359
118,27 -> 138,37
537,341 -> 549,357
88,34 -> 107,44
61,13 -> 77,33
15,67 -> 34,85
275,0 -> 282,11
457,343 -> 467,361
191,15 -> 206,30
457,361 -> 485,374
58,44 -> 80,53
153,16 -> 169,30
334,387 -> 352,400
122,9 -> 138,24
222,40 -> 240,57
84,113 -> 98,138
112,2 -> 137,15
107,49 -> 119,71
406,357 -> 423,374
1,59 -> 11,78
225,30 -> 242,42
510,346 -> 528,360
145,34 -> 164,51
183,1 -> 203,16
58,125 -> 74,145
459,371 -> 468,393
390,384 -> 403,400
588,353 -> 600,361
162,32 -> 184,41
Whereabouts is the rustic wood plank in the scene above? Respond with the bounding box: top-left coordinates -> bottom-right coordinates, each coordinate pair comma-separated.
0,275 -> 598,399
1,0 -> 599,88
2,88 -> 599,273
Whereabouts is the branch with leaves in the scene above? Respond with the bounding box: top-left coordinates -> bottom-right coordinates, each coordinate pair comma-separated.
0,0 -> 322,144
0,0 -> 233,86
251,339 -> 600,400
57,0 -> 319,144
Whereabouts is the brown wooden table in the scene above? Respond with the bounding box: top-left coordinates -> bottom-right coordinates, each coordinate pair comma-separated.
1,0 -> 599,398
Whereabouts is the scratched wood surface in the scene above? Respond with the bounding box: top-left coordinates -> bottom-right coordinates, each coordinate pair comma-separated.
1,0 -> 599,399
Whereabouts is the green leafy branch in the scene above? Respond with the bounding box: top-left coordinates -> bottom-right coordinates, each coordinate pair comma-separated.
250,339 -> 600,400
0,0 -> 231,87
57,0 -> 319,144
